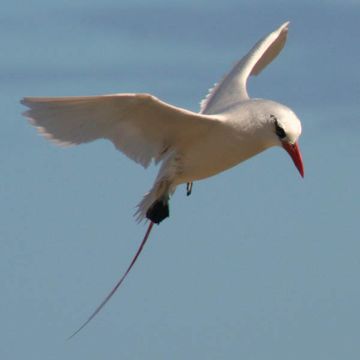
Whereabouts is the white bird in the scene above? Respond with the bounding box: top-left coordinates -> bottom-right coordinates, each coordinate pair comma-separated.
21,21 -> 304,337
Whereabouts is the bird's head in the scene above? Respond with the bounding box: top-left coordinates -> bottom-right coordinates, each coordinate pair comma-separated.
267,105 -> 304,177
251,100 -> 304,177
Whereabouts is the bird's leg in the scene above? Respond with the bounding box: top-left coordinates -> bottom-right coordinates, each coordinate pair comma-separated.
146,196 -> 169,224
186,182 -> 193,196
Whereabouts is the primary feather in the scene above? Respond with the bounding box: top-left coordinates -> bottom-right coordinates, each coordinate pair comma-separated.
200,22 -> 289,114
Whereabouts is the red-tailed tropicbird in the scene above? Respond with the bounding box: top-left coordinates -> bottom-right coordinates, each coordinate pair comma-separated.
21,21 -> 304,337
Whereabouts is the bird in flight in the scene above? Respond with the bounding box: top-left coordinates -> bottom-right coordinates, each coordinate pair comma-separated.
22,21 -> 304,337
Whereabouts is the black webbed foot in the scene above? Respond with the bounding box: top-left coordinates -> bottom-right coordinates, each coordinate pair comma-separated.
146,199 -> 169,224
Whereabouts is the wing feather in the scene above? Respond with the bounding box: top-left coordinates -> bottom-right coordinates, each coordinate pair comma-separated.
201,22 -> 290,115
22,94 -> 218,168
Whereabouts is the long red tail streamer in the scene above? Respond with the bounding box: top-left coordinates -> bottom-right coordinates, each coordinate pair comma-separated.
68,221 -> 155,339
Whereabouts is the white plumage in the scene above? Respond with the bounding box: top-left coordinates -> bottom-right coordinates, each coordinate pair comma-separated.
201,21 -> 289,114
22,21 -> 303,224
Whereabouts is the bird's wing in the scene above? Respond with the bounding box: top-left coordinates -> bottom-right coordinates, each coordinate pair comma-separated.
200,22 -> 290,115
22,93 -> 219,168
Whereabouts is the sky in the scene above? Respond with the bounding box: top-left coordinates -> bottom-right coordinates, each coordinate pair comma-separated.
1,0 -> 360,359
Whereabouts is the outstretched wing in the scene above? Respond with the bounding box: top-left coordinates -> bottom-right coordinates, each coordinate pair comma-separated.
22,93 -> 218,168
201,22 -> 290,115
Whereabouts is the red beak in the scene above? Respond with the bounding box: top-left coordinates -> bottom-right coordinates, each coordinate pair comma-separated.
282,141 -> 304,178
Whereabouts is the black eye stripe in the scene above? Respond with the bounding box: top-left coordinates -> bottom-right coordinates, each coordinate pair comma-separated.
271,115 -> 286,139
276,125 -> 286,139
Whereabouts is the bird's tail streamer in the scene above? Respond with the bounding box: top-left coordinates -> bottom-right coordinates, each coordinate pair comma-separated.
68,221 -> 155,340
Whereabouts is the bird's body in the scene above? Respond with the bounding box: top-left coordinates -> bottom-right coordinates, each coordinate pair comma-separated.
21,21 -> 304,336
148,99 -> 295,185
22,22 -> 303,223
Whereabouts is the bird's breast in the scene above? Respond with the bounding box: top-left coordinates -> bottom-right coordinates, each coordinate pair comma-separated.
176,124 -> 265,184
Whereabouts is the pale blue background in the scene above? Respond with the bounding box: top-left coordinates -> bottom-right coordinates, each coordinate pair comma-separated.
1,1 -> 360,359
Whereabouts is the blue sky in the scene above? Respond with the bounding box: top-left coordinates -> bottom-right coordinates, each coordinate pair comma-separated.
1,1 -> 360,359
